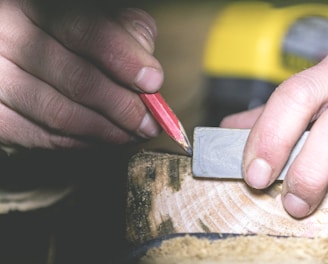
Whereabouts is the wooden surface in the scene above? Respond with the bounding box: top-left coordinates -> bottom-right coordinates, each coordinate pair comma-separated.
126,151 -> 328,245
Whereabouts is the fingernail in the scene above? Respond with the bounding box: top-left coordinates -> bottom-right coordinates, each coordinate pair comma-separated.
134,67 -> 163,93
284,193 -> 310,218
246,158 -> 272,189
132,20 -> 155,53
137,113 -> 161,138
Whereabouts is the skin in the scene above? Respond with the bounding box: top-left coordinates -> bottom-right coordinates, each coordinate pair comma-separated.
0,0 -> 163,149
7,0 -> 325,221
220,56 -> 328,219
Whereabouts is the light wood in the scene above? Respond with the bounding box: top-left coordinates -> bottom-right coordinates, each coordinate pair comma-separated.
126,151 -> 328,245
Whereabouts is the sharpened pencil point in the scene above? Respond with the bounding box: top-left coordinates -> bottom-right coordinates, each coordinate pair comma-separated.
178,121 -> 193,156
185,145 -> 193,156
181,132 -> 193,156
140,92 -> 193,156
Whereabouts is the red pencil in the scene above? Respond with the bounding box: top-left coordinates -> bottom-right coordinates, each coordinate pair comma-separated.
140,92 -> 193,156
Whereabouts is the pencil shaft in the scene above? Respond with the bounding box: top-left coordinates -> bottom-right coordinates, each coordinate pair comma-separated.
140,92 -> 192,155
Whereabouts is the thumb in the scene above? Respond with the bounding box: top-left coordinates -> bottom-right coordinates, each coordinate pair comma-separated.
117,8 -> 157,54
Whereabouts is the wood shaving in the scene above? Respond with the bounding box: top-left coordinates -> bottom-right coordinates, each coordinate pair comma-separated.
140,235 -> 328,264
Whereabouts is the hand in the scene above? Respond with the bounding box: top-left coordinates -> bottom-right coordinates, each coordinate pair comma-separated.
0,0 -> 163,149
220,57 -> 328,219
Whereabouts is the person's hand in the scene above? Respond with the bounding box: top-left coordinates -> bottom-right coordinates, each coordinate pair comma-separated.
0,0 -> 163,149
220,56 -> 328,219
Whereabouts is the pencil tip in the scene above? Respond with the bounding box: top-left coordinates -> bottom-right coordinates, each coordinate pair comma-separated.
181,132 -> 193,156
176,121 -> 193,156
185,145 -> 193,156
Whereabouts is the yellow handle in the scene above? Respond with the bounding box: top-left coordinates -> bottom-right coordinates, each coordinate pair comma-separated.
203,1 -> 328,83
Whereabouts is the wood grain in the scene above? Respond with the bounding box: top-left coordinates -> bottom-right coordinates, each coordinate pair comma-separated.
126,151 -> 328,245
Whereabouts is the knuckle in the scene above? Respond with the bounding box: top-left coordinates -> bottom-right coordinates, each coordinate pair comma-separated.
288,164 -> 326,196
42,96 -> 75,133
64,62 -> 96,101
114,96 -> 134,119
107,39 -> 131,66
256,130 -> 293,163
105,35 -> 144,75
61,13 -> 99,50
110,94 -> 143,129
279,70 -> 324,107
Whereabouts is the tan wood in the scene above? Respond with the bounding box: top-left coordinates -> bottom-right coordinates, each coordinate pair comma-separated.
126,151 -> 328,245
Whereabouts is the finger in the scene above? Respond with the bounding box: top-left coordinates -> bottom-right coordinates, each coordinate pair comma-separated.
0,2 -> 161,139
20,1 -> 164,93
0,56 -> 134,145
116,8 -> 157,54
243,60 -> 328,189
220,105 -> 264,128
0,102 -> 88,149
281,110 -> 328,218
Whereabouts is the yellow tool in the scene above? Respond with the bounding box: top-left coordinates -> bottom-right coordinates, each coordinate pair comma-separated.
203,1 -> 328,125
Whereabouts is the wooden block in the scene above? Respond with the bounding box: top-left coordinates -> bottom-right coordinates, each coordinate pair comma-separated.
126,151 -> 328,245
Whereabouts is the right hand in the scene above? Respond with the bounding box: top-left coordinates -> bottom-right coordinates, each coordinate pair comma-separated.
0,0 -> 164,149
221,56 -> 328,219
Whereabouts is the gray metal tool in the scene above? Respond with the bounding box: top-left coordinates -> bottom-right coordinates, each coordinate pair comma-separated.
192,127 -> 309,180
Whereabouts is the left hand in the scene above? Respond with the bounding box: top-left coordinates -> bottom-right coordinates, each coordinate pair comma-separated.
220,56 -> 328,219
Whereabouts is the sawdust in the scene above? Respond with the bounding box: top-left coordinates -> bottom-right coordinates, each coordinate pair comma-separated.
140,234 -> 328,264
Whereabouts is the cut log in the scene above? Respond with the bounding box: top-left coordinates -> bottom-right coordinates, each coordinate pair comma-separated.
126,151 -> 328,245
